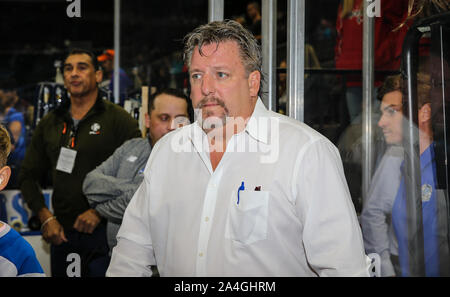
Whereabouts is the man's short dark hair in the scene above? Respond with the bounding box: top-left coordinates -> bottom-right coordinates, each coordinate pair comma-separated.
377,75 -> 402,102
247,1 -> 261,12
149,88 -> 193,122
65,48 -> 99,70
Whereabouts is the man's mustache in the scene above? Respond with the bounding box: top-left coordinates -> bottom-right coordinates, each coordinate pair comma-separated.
196,96 -> 228,112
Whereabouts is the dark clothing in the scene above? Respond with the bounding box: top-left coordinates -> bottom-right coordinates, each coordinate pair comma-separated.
248,19 -> 261,41
19,90 -> 141,230
50,223 -> 110,277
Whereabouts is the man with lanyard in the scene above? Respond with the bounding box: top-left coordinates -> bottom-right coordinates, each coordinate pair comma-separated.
391,72 -> 440,276
107,20 -> 370,277
19,48 -> 141,277
83,88 -> 190,252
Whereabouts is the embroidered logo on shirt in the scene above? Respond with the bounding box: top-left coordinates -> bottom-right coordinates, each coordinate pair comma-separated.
127,155 -> 138,163
422,184 -> 433,202
89,123 -> 101,135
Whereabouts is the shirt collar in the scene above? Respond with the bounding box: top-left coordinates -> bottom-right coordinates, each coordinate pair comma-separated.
189,97 -> 272,146
420,142 -> 435,171
244,97 -> 271,145
399,142 -> 435,172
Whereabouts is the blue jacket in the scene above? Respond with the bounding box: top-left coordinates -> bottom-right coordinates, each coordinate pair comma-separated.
392,143 -> 439,276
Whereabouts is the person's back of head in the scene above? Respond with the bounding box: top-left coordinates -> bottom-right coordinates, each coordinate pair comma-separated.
247,1 -> 261,20
1,92 -> 18,110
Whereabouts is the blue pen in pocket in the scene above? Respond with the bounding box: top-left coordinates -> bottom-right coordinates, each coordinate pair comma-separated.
237,181 -> 245,205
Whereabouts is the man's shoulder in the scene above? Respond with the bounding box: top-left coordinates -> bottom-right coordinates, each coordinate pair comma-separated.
34,109 -> 62,128
121,137 -> 150,151
101,99 -> 127,114
100,100 -> 138,123
0,228 -> 44,276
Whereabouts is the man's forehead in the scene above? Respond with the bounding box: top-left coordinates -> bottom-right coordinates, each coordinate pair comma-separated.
381,90 -> 402,106
194,40 -> 240,58
154,94 -> 187,109
65,53 -> 93,66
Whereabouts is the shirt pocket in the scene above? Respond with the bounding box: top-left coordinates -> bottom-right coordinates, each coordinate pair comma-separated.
225,190 -> 269,245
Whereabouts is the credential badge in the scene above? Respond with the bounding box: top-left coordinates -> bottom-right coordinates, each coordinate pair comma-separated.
422,184 -> 433,202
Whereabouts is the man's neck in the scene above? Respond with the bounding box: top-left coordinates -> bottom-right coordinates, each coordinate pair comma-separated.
207,118 -> 250,171
70,89 -> 98,120
419,129 -> 433,155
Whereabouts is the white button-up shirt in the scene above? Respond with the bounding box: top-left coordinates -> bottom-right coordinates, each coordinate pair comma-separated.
107,99 -> 371,277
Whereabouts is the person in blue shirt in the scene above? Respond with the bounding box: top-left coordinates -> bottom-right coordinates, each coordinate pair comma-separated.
391,72 -> 441,276
97,49 -> 132,106
0,124 -> 45,276
0,90 -> 26,188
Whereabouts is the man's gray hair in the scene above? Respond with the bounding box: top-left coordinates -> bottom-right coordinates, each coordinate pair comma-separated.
183,19 -> 264,96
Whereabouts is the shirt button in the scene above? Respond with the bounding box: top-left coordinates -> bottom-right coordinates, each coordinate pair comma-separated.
199,252 -> 204,257
205,217 -> 209,222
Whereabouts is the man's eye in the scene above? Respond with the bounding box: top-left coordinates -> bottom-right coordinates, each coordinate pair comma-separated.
160,116 -> 169,121
191,73 -> 201,80
218,72 -> 228,78
386,108 -> 397,116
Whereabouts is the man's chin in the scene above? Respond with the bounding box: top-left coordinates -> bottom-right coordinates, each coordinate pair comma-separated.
201,115 -> 226,129
67,89 -> 84,97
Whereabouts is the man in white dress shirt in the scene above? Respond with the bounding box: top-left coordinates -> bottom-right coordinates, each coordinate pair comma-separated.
107,20 -> 370,277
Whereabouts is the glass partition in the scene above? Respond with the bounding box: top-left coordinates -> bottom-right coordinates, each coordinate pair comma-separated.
301,0 -> 450,277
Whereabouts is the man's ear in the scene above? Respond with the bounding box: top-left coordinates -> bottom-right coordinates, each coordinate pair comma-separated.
145,112 -> 151,129
0,166 -> 11,191
248,70 -> 261,98
419,103 -> 431,123
95,69 -> 103,83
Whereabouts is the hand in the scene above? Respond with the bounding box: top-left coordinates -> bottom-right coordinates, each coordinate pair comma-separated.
39,208 -> 67,245
41,217 -> 68,245
73,209 -> 101,234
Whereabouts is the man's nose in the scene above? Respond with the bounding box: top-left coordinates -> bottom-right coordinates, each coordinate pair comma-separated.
378,114 -> 385,128
68,68 -> 80,77
201,74 -> 215,96
169,119 -> 176,131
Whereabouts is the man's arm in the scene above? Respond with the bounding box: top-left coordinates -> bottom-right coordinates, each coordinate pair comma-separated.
361,170 -> 396,276
294,138 -> 371,276
361,195 -> 396,277
18,122 -> 49,214
106,178 -> 156,276
83,139 -> 146,224
18,120 -> 67,245
361,147 -> 404,276
8,120 -> 22,147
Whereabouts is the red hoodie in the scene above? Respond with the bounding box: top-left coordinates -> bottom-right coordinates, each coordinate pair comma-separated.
335,0 -> 410,86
